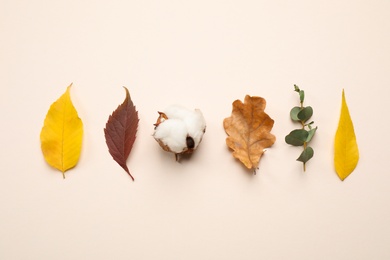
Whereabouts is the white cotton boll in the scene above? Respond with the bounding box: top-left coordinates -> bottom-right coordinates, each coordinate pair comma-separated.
183,109 -> 206,148
163,105 -> 193,121
153,119 -> 187,153
153,105 -> 206,160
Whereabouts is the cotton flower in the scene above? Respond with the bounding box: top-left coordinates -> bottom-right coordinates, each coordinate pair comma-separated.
153,105 -> 206,160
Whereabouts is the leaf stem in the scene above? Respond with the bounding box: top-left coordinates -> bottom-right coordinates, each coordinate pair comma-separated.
303,142 -> 307,172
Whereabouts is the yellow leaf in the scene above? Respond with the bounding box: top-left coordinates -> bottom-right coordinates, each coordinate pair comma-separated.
40,84 -> 83,178
334,89 -> 359,181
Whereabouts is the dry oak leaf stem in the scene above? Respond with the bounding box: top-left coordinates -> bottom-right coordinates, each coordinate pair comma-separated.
223,95 -> 276,172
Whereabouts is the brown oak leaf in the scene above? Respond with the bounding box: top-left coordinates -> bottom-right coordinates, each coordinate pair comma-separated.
223,95 -> 276,172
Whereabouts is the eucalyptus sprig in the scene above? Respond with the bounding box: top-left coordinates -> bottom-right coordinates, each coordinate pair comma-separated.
285,85 -> 318,171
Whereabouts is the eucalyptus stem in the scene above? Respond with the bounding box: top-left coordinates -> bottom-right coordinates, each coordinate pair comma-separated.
285,85 -> 317,171
303,142 -> 307,171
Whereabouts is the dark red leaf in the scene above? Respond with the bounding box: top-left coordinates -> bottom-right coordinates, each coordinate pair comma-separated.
104,87 -> 139,180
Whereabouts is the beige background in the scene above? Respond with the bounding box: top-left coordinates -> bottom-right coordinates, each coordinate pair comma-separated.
1,0 -> 390,259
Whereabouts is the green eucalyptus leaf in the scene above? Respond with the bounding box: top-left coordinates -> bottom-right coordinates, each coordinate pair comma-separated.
298,106 -> 313,122
306,126 -> 317,143
294,85 -> 300,92
290,106 -> 301,121
299,90 -> 305,103
296,146 -> 314,163
285,129 -> 309,146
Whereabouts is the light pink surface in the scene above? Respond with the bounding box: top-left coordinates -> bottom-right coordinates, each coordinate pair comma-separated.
1,1 -> 390,259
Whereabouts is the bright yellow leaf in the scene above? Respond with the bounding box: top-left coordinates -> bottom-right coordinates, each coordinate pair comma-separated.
334,89 -> 359,181
40,84 -> 83,178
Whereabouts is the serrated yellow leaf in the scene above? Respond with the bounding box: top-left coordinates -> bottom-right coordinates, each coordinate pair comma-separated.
334,89 -> 359,181
40,84 -> 83,178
